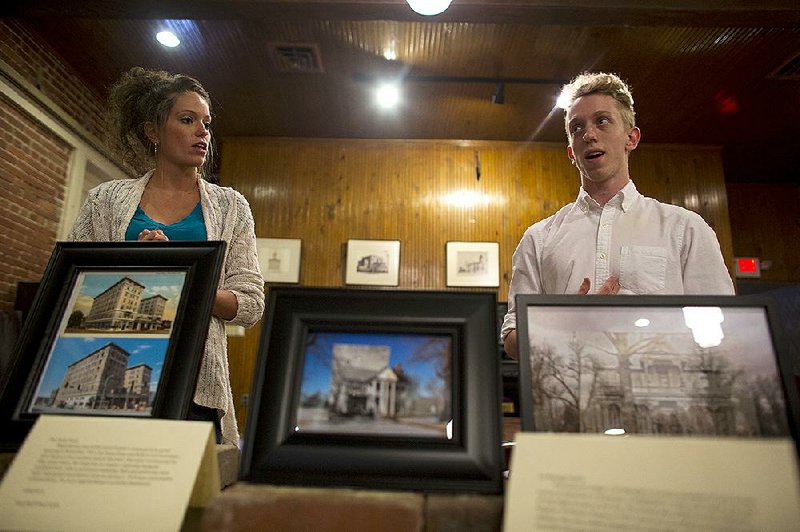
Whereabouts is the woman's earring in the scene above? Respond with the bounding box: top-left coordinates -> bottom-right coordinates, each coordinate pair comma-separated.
153,141 -> 159,156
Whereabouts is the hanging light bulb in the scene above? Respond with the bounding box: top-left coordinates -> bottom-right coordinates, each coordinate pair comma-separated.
406,0 -> 453,16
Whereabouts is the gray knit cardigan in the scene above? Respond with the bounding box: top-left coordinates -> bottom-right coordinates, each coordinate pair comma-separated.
67,171 -> 265,445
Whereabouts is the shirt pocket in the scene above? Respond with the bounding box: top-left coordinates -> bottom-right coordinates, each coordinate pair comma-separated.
619,246 -> 667,294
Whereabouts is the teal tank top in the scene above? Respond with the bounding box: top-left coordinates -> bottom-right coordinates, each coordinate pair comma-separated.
125,202 -> 207,241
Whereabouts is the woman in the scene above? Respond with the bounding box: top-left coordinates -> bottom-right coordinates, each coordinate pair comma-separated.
68,67 -> 265,445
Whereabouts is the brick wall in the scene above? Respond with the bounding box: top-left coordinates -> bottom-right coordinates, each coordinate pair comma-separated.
0,95 -> 71,310
0,19 -> 107,312
0,19 -> 106,140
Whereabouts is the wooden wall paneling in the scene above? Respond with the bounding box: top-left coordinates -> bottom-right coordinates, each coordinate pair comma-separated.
220,137 -> 733,436
226,321 -> 262,431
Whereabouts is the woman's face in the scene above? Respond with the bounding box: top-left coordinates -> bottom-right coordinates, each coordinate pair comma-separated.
154,91 -> 211,171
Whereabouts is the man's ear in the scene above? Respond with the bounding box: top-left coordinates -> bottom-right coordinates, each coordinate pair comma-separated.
626,127 -> 641,152
567,145 -> 575,165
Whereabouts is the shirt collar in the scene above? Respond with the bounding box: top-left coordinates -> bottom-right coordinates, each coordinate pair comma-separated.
576,180 -> 640,213
618,180 -> 640,212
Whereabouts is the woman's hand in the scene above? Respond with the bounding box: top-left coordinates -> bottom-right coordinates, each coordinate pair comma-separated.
212,289 -> 238,321
138,228 -> 169,241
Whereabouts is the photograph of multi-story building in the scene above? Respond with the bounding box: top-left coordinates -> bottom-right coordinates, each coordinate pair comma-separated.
135,295 -> 169,331
83,277 -> 146,330
32,341 -> 156,414
63,272 -> 184,334
123,363 -> 153,409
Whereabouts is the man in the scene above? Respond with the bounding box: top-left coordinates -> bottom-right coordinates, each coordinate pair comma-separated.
501,72 -> 734,358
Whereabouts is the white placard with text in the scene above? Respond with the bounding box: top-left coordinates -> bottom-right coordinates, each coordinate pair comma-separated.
0,415 -> 219,531
505,433 -> 800,531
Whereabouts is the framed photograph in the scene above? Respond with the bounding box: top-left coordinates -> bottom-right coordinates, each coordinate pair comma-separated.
345,239 -> 400,286
240,287 -> 503,493
0,241 -> 225,451
516,295 -> 800,447
446,241 -> 499,287
256,237 -> 302,283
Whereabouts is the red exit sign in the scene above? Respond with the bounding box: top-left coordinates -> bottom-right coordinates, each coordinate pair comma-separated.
735,257 -> 761,278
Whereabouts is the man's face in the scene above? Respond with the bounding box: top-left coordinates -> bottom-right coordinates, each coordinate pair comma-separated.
566,93 -> 640,187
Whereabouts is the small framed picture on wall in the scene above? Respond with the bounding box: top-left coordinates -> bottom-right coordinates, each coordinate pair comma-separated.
446,241 -> 500,287
256,238 -> 302,284
345,239 -> 401,286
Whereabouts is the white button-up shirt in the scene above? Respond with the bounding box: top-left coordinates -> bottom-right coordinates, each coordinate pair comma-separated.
501,181 -> 734,339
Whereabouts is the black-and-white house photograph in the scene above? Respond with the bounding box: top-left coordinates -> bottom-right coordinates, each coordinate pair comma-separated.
446,241 -> 499,287
523,305 -> 790,437
345,239 -> 400,286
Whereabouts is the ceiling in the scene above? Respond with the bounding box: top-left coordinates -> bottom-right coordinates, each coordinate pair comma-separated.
6,0 -> 800,183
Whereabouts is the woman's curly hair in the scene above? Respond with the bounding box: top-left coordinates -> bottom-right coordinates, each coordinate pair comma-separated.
107,66 -> 214,175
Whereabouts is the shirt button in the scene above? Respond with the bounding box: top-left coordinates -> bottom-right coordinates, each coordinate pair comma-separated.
599,253 -> 606,259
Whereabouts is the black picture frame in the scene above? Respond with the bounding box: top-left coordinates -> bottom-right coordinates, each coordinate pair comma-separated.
0,241 -> 226,451
515,294 -> 800,451
240,287 -> 503,493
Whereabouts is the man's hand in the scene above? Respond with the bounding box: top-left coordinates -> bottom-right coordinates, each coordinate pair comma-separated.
578,276 -> 620,295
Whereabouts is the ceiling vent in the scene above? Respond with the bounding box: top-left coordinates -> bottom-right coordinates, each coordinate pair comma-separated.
768,51 -> 800,80
268,43 -> 324,74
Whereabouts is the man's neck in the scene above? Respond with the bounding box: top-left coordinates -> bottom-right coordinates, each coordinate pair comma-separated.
583,176 -> 630,207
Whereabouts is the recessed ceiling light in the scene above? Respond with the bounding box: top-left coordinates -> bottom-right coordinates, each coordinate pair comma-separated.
156,31 -> 180,48
406,0 -> 452,16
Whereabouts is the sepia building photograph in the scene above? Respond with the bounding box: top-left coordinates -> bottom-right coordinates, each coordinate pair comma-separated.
83,277 -> 146,330
63,272 -> 185,334
526,306 -> 790,437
